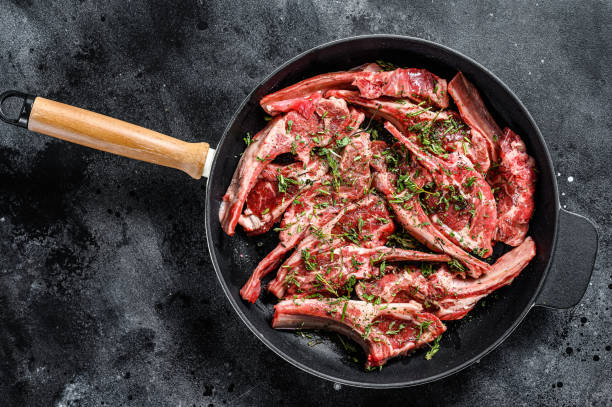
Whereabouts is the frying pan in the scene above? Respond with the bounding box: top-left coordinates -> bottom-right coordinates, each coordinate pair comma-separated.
0,35 -> 598,388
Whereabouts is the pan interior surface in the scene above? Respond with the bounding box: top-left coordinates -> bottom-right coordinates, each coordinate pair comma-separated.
206,36 -> 558,387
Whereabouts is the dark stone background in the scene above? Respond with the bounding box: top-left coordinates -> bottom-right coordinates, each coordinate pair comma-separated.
0,1 -> 610,406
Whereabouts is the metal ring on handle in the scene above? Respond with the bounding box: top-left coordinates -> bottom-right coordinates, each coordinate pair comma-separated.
0,90 -> 35,128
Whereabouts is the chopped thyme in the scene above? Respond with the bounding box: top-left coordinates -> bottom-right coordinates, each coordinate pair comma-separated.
341,301 -> 348,321
387,231 -> 421,250
273,223 -> 293,232
425,335 -> 442,360
310,226 -> 328,241
301,249 -> 317,271
357,217 -> 365,234
284,270 -> 300,288
448,258 -> 466,273
385,321 -> 406,335
362,319 -> 382,340
336,136 -> 351,148
405,106 -> 432,117
277,173 -> 298,193
243,132 -> 253,146
416,320 -> 433,341
314,273 -> 338,296
345,275 -> 357,296
464,176 -> 477,188
337,334 -> 357,353
343,229 -> 361,245
420,262 -> 435,278
375,60 -> 399,71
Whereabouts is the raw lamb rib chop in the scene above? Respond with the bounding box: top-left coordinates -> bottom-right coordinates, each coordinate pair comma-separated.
273,299 -> 446,368
241,125 -> 373,303
238,159 -> 327,235
356,236 -> 536,320
266,194 -> 395,299
448,72 -> 503,163
370,138 -> 491,277
275,244 -> 450,299
239,177 -> 342,303
261,64 -> 448,116
384,122 -> 497,258
326,89 -> 490,173
355,265 -> 447,308
488,128 -> 537,246
220,97 -> 362,236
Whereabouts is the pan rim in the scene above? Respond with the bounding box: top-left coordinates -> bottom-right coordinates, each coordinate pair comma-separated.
205,34 -> 560,389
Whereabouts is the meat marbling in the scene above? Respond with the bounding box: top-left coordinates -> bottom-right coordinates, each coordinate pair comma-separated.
488,128 -> 537,246
239,159 -> 328,235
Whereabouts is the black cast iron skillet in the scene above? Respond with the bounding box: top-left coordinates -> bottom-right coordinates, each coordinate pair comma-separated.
0,35 -> 598,388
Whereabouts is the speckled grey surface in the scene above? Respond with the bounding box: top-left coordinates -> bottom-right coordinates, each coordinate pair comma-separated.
0,1 -> 610,406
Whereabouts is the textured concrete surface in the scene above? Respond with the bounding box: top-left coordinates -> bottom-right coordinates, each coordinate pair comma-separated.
0,1 -> 610,406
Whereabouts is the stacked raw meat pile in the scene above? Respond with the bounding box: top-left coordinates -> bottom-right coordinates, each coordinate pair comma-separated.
219,62 -> 537,369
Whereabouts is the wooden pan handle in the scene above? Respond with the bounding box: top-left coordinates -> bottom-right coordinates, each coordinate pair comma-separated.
26,97 -> 210,179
